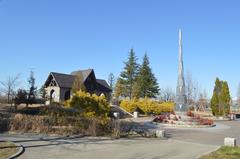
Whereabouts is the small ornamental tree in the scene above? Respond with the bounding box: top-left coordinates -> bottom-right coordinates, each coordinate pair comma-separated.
27,71 -> 37,107
39,85 -> 46,99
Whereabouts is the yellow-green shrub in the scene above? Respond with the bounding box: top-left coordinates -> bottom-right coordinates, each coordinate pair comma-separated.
120,99 -> 138,113
67,91 -> 110,118
159,102 -> 175,112
120,98 -> 175,115
136,98 -> 151,114
64,100 -> 71,107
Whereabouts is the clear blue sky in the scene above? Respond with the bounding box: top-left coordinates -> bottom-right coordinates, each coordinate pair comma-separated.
0,0 -> 240,98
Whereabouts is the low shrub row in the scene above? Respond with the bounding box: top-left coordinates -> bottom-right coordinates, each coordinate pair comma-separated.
120,98 -> 175,115
7,113 -> 151,137
9,113 -> 111,136
1,91 -> 113,136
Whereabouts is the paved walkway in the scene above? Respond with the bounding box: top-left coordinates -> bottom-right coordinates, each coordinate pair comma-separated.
128,118 -> 240,146
0,134 -> 217,159
164,121 -> 240,146
2,120 -> 240,159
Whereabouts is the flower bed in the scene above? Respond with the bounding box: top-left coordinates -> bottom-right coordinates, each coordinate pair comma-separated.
153,111 -> 215,128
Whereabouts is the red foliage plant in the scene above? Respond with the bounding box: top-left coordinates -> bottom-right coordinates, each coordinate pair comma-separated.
171,111 -> 176,115
153,115 -> 168,123
199,118 -> 214,125
186,111 -> 194,117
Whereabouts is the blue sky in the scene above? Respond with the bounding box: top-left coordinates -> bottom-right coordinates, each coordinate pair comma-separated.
0,0 -> 240,98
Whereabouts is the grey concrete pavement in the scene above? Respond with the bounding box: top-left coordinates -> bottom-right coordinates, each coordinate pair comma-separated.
2,120 -> 240,159
164,121 -> 240,146
0,134 -> 217,159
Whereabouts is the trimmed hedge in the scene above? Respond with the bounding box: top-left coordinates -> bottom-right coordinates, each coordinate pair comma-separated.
120,98 -> 175,115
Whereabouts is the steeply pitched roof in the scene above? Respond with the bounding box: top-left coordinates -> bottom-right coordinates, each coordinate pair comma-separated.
71,69 -> 93,82
96,79 -> 112,92
51,72 -> 75,88
45,69 -> 112,93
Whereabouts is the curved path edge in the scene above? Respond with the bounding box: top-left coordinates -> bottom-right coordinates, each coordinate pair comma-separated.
7,142 -> 25,159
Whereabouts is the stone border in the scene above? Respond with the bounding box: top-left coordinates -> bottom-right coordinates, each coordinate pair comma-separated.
5,142 -> 25,159
213,119 -> 230,121
153,122 -> 216,128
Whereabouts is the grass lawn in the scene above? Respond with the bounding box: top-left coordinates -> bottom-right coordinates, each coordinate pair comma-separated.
0,141 -> 18,159
200,146 -> 240,159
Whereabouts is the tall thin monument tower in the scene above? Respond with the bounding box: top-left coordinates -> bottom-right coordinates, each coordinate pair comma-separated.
176,29 -> 187,111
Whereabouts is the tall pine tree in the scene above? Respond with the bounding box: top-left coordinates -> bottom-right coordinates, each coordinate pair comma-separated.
115,48 -> 139,99
133,53 -> 159,98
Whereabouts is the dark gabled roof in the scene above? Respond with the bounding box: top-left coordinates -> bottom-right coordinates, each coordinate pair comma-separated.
51,72 -> 75,88
96,79 -> 112,92
71,69 -> 93,82
45,69 -> 112,93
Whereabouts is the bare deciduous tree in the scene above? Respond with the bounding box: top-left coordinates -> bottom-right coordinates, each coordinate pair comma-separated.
193,81 -> 200,102
186,71 -> 193,105
185,71 -> 201,107
0,74 -> 20,104
202,89 -> 208,100
108,73 -> 115,90
161,87 -> 175,102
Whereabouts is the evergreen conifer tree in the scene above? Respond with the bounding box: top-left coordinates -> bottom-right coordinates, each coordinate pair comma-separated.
219,81 -> 231,116
116,48 -> 139,98
211,78 -> 231,116
133,53 -> 159,98
210,91 -> 219,116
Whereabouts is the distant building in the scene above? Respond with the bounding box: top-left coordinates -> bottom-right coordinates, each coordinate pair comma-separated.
44,69 -> 112,104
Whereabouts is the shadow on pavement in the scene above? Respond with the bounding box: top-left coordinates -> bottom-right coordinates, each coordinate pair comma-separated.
9,135 -> 157,149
